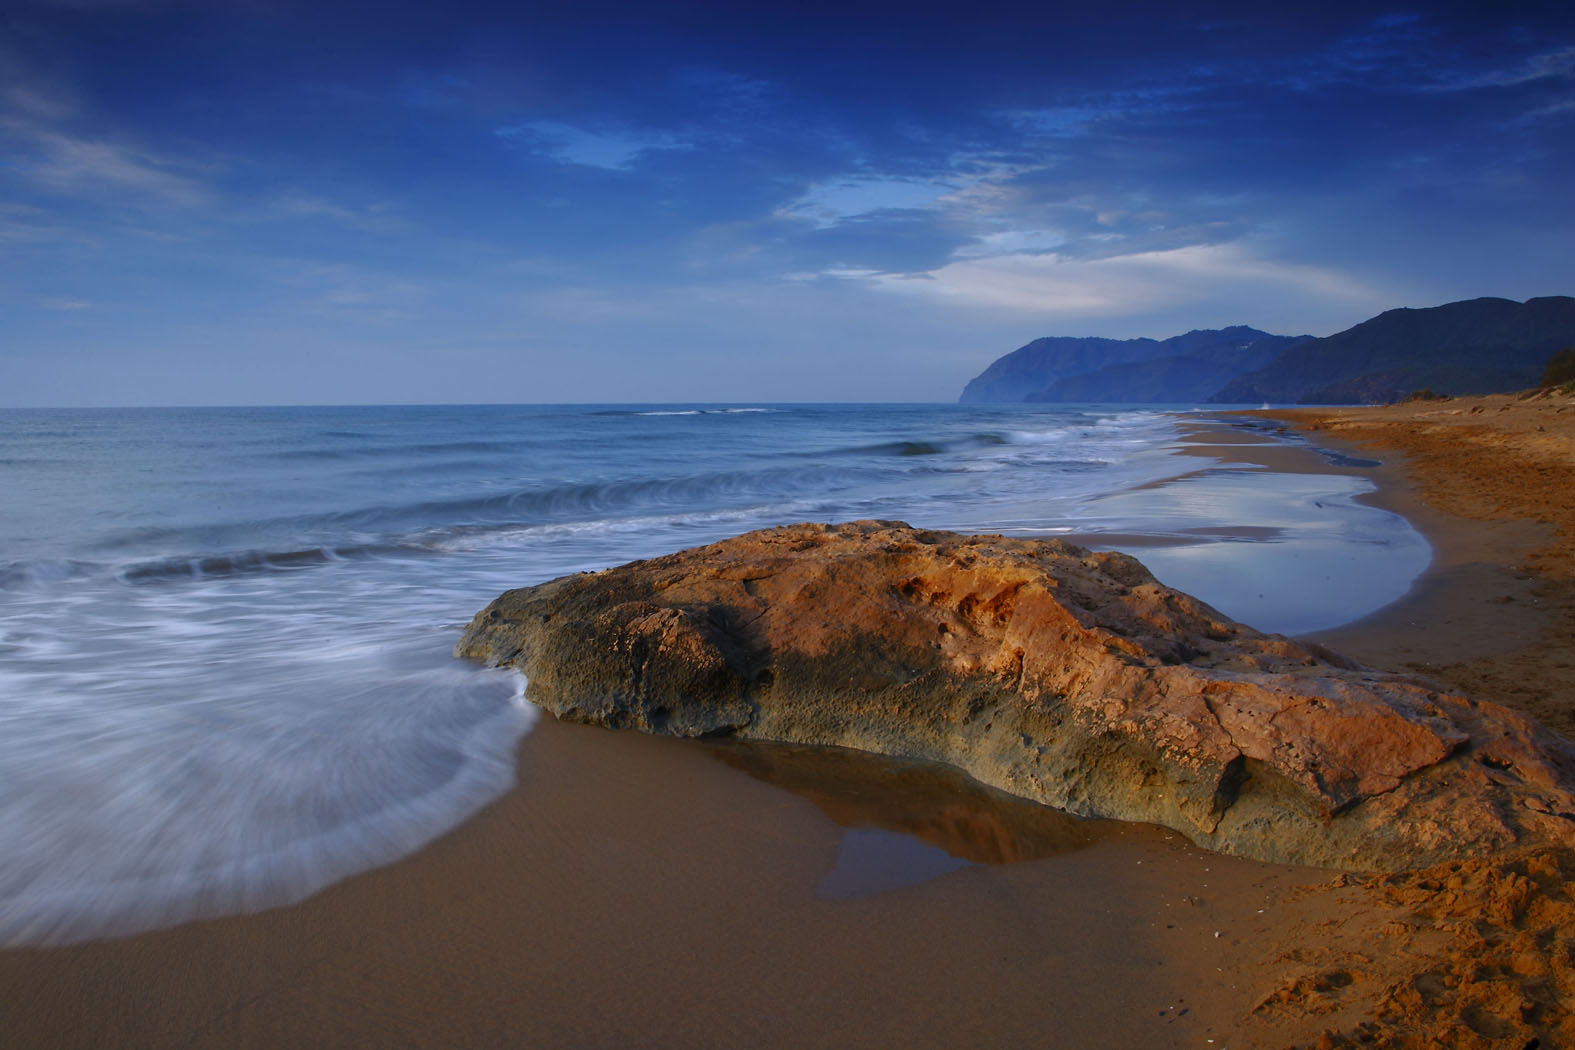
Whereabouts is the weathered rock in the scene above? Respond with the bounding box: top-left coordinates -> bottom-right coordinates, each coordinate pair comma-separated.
456,521 -> 1575,870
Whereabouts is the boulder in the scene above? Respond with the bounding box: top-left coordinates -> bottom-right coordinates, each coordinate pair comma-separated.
456,521 -> 1575,870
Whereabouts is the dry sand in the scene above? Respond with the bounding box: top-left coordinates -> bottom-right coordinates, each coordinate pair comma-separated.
1234,389 -> 1575,1049
2,392 -> 1573,1049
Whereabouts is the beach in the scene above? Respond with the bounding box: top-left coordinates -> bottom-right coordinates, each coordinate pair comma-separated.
1274,393 -> 1575,743
2,394 -> 1573,1049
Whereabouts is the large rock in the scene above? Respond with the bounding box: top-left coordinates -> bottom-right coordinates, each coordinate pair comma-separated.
456,521 -> 1575,870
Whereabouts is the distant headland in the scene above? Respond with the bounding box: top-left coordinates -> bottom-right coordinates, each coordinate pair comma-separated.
959,295 -> 1575,405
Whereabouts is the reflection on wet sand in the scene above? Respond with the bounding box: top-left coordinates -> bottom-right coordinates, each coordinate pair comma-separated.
705,739 -> 1107,866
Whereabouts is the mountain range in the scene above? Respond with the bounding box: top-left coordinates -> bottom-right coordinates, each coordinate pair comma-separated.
958,296 -> 1575,405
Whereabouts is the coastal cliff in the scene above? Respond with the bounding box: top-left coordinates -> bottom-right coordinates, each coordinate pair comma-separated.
958,326 -> 1304,403
960,295 -> 1575,405
457,520 -> 1575,872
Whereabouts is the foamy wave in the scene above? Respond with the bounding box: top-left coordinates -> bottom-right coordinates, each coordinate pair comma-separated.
0,642 -> 531,946
0,558 -> 102,590
630,407 -> 780,416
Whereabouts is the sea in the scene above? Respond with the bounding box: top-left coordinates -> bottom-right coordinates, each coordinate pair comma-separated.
0,402 -> 1429,945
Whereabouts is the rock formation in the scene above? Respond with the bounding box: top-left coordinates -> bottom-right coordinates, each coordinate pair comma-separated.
456,521 -> 1575,871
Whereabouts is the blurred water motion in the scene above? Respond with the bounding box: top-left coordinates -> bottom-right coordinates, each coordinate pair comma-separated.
0,403 -> 1424,941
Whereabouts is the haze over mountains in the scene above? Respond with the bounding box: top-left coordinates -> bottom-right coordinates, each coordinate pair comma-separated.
959,297 -> 1575,405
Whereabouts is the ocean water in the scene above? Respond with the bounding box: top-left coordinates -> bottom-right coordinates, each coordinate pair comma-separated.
0,403 -> 1427,944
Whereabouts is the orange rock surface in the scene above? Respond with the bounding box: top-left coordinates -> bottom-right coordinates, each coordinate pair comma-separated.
458,520 -> 1575,871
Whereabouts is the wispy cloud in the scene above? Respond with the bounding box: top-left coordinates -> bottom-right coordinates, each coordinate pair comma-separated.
951,228 -> 1066,258
398,70 -> 474,111
5,123 -> 209,206
779,175 -> 954,227
672,67 -> 774,114
1,80 -> 76,123
1425,45 -> 1575,91
494,120 -> 693,170
3,1 -> 1568,405
998,89 -> 1192,140
269,195 -> 407,233
1418,44 -> 1575,123
865,241 -> 1392,325
0,203 -> 78,244
1,44 -> 208,211
275,261 -> 428,321
1271,12 -> 1438,92
1521,97 -> 1575,121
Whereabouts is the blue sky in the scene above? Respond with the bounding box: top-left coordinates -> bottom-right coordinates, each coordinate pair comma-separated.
3,0 -> 1572,405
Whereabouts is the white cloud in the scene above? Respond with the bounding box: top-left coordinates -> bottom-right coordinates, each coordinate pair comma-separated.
952,228 -> 1066,258
781,266 -> 884,282
865,242 -> 1394,327
778,151 -> 1055,231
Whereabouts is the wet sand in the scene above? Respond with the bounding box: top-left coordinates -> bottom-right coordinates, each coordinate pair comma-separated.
1260,391 -> 1575,742
0,715 -> 1343,1050
3,395 -> 1574,1049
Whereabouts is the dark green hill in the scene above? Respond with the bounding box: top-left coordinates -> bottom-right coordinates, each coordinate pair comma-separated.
1211,296 -> 1575,404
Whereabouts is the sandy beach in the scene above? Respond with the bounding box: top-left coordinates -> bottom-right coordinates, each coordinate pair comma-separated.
3,392 -> 1573,1049
1273,392 -> 1575,743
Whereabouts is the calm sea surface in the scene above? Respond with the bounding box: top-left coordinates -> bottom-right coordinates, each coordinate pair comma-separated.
0,403 -> 1427,943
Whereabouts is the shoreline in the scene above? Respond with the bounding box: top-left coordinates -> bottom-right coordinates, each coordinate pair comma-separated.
2,397 -> 1572,1048
1182,411 -> 1560,671
1247,391 -> 1575,741
1117,412 -> 1431,636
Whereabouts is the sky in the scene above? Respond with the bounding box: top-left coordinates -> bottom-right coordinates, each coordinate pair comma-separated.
2,0 -> 1573,406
